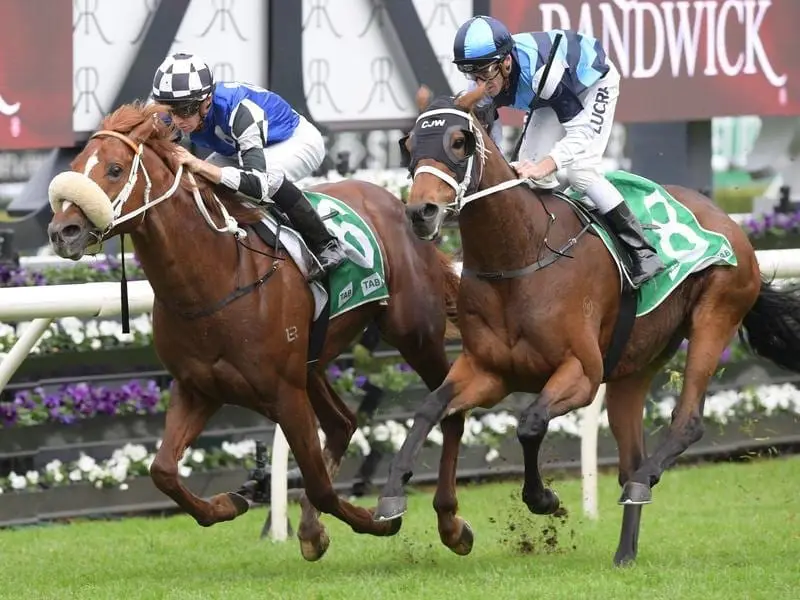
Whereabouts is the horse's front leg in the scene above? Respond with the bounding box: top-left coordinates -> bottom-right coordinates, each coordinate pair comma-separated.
149,381 -> 248,526
375,353 -> 506,529
517,353 -> 601,514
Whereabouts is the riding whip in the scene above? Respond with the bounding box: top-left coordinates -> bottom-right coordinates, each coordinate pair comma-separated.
510,33 -> 563,162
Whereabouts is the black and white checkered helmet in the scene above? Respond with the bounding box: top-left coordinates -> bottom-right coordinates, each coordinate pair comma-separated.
152,52 -> 214,104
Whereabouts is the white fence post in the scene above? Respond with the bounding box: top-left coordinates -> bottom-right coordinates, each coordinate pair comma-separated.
0,318 -> 54,392
268,425 -> 290,542
580,384 -> 605,520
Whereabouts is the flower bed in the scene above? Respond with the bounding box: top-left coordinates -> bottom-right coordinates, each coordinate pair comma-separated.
1,378 -> 799,495
737,208 -> 800,250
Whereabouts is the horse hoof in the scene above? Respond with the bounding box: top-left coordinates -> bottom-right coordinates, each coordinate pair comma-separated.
447,518 -> 474,556
613,549 -> 637,567
300,529 -> 331,562
525,489 -> 561,515
384,516 -> 403,537
207,492 -> 250,524
226,492 -> 251,516
374,496 -> 407,522
618,482 -> 652,505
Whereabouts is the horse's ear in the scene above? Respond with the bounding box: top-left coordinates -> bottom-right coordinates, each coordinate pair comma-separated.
398,133 -> 412,169
129,114 -> 159,145
415,85 -> 433,113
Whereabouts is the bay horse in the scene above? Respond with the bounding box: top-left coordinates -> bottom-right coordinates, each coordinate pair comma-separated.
373,85 -> 800,565
45,101 -> 460,562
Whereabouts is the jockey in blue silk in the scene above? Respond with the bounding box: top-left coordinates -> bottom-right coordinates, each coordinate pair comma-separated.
453,16 -> 664,287
150,52 -> 347,278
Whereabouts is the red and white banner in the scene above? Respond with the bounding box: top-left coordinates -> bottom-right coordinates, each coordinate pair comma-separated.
0,0 -> 73,150
491,0 -> 800,123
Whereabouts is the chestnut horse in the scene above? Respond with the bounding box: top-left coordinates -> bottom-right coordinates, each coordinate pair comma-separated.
373,86 -> 800,565
45,101 -> 460,561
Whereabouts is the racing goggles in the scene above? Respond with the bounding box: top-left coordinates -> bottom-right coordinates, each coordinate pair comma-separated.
457,60 -> 502,82
166,100 -> 203,119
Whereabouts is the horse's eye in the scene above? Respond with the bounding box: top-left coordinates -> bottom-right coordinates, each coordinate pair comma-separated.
107,164 -> 123,179
453,138 -> 465,150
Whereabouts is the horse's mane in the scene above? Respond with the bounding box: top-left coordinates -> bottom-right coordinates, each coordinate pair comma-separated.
100,101 -> 264,225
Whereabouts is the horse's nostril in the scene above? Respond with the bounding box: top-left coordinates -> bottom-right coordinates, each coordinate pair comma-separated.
61,224 -> 82,240
421,203 -> 440,219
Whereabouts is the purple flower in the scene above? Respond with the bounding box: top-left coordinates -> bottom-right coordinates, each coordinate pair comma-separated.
43,394 -> 62,410
13,391 -> 36,410
0,403 -> 18,427
719,346 -> 732,364
327,364 -> 342,379
355,375 -> 367,388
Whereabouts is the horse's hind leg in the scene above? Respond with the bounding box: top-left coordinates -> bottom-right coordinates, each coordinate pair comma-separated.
149,381 -> 248,526
623,276 -> 755,505
605,370 -> 654,567
296,371 -> 358,561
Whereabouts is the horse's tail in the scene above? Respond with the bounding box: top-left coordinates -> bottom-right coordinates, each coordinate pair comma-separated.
739,279 -> 800,372
435,247 -> 461,340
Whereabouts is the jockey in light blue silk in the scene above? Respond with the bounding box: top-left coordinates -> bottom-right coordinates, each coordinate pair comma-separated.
453,16 -> 664,287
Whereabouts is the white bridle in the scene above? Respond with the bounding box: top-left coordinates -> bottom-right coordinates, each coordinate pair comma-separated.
97,130 -> 246,238
50,128 -> 246,245
410,108 -> 529,213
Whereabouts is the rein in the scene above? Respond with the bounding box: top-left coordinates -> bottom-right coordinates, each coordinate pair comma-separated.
410,108 -> 588,281
90,128 -> 281,320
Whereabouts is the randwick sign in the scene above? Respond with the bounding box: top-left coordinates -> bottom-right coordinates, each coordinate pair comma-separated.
491,0 -> 800,122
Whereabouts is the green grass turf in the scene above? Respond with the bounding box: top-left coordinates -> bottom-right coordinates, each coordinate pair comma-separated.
0,456 -> 797,600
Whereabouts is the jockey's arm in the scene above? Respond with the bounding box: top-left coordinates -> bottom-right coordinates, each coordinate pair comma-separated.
543,85 -> 594,170
216,99 -> 282,202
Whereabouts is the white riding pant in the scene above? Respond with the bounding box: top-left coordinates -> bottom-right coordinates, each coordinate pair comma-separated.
206,114 -> 326,189
520,62 -> 624,214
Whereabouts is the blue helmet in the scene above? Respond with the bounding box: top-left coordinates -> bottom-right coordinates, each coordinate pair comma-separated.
452,16 -> 514,72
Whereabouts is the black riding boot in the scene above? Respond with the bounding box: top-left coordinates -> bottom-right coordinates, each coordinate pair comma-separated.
604,202 -> 666,288
272,178 -> 347,277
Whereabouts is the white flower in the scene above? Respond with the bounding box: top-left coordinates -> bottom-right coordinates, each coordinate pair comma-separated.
109,461 -> 129,483
25,471 -> 40,485
221,439 -> 256,460
131,314 -> 153,335
90,339 -> 102,350
179,465 -> 192,478
45,459 -> 63,474
122,443 -> 149,463
9,472 -> 27,490
351,428 -> 372,456
68,469 -> 83,482
119,483 -> 129,491
191,449 -> 206,464
98,320 -> 121,337
84,321 -> 100,339
426,426 -> 443,446
59,317 -> 85,345
485,448 -> 500,463
77,454 -> 96,473
372,424 -> 390,443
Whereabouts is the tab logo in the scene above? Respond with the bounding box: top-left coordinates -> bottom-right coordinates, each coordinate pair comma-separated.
420,119 -> 445,128
360,273 -> 383,296
338,282 -> 353,307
